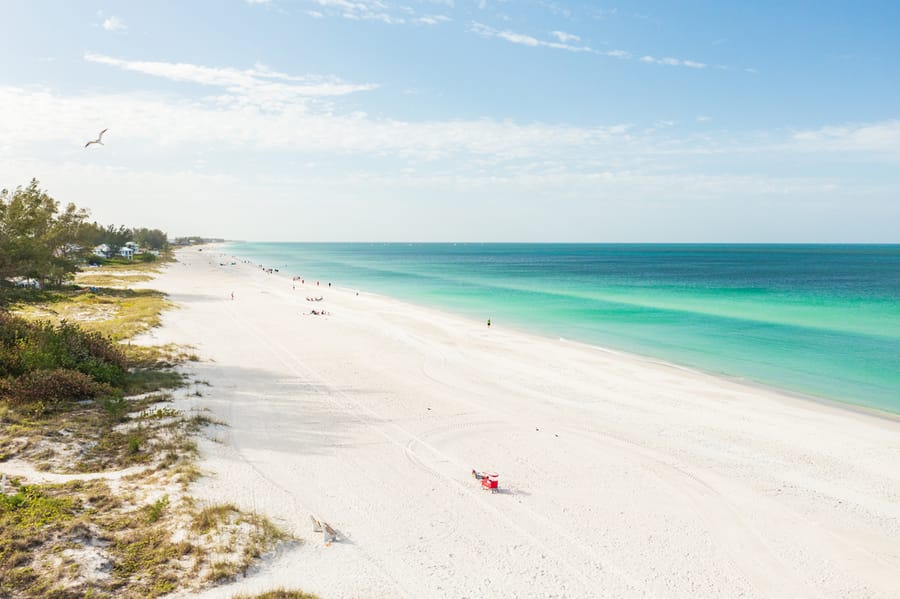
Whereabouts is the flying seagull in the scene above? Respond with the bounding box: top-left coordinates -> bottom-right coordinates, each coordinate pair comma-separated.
84,128 -> 108,148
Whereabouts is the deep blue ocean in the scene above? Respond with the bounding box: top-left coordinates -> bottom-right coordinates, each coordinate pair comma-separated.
224,243 -> 900,414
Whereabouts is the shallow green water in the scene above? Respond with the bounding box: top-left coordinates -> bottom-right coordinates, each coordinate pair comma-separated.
225,243 -> 900,414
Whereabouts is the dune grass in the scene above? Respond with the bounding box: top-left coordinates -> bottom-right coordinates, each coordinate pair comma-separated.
76,273 -> 155,287
232,590 -> 322,599
0,477 -> 294,598
192,503 -> 291,583
14,287 -> 173,341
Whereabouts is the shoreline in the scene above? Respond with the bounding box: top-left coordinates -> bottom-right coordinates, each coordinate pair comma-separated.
158,245 -> 900,598
219,242 -> 900,424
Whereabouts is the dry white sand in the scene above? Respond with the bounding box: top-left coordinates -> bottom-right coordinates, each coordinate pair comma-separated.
154,247 -> 900,599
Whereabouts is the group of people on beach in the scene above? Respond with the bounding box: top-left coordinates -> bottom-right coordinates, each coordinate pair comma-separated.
224,255 -> 357,318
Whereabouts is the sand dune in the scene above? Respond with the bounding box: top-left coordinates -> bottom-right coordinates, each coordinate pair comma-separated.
156,247 -> 900,599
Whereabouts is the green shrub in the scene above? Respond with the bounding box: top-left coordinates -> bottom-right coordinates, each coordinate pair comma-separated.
0,377 -> 13,400
0,368 -> 115,415
147,495 -> 168,523
100,395 -> 129,421
0,312 -> 126,384
0,485 -> 76,529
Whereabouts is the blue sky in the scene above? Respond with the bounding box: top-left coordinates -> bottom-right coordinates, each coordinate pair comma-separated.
1,0 -> 898,241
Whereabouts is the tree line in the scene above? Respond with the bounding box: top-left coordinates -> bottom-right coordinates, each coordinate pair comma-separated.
0,179 -> 169,288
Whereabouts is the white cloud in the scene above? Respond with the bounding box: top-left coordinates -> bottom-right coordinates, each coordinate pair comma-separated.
3,48 -> 897,241
83,53 -> 377,109
5,151 -> 888,242
102,16 -> 127,32
2,76 -> 896,241
470,23 -> 594,53
640,55 -> 707,69
0,82 -> 633,160
550,30 -> 580,44
416,15 -> 451,25
307,10 -> 325,17
471,23 -> 708,68
790,121 -> 900,154
310,0 -> 405,24
7,64 -> 898,173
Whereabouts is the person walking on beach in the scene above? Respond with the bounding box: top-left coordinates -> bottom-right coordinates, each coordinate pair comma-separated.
231,291 -> 234,300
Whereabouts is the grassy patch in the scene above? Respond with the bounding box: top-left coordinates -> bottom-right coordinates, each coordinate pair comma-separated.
76,273 -> 154,287
14,288 -> 172,341
191,503 -> 292,584
0,391 -> 207,474
0,484 -> 78,529
124,343 -> 200,368
122,369 -> 187,396
0,481 -> 82,597
233,590 -> 322,599
192,503 -> 240,534
0,461 -> 293,598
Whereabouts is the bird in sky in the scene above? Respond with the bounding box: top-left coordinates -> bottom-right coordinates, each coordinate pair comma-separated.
84,128 -> 108,148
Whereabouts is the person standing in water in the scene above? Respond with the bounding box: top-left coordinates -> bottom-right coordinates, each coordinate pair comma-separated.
487,318 -> 491,328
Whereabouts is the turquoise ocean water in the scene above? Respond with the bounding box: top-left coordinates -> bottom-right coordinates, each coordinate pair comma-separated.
223,243 -> 900,414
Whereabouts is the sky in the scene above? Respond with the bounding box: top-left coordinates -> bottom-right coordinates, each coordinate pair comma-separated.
1,0 -> 899,242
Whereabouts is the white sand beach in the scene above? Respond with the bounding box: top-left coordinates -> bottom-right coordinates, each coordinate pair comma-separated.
154,246 -> 900,599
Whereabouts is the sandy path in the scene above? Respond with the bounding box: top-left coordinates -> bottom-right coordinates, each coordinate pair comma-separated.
0,460 -> 147,484
155,247 -> 900,599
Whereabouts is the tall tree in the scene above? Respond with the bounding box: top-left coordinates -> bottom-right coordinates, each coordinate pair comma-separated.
102,224 -> 132,256
133,227 -> 168,251
0,179 -> 89,286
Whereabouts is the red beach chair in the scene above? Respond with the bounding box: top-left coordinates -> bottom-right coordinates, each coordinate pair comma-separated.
481,473 -> 499,493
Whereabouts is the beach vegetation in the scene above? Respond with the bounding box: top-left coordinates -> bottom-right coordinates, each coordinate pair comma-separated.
76,272 -> 155,287
0,311 -> 126,382
0,474 -> 292,598
0,179 -> 92,289
147,495 -> 169,522
0,408 -> 292,598
0,180 -> 295,597
233,590 -> 322,599
0,180 -> 171,308
191,503 -> 292,583
12,286 -> 172,341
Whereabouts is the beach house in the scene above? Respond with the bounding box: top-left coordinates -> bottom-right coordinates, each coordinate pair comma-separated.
117,241 -> 142,260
